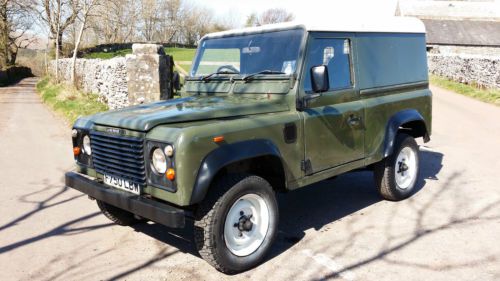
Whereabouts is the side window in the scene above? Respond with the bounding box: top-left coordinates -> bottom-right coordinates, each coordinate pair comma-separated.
304,38 -> 352,92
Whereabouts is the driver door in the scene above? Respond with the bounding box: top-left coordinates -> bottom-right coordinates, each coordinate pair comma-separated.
300,34 -> 365,174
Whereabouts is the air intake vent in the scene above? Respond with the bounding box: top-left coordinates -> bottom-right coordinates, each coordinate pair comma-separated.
90,131 -> 146,186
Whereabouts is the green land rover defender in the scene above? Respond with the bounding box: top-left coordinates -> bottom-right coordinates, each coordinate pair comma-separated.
66,18 -> 432,273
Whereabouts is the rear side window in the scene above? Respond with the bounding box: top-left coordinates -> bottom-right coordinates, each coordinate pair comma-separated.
304,38 -> 352,92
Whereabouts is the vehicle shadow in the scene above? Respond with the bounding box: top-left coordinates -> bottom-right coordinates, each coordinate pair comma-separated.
127,149 -> 444,267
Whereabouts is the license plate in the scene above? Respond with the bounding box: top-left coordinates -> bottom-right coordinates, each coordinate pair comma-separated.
103,174 -> 141,195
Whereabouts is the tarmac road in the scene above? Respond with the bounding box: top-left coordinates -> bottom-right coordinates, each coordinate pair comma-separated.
1,78 -> 499,281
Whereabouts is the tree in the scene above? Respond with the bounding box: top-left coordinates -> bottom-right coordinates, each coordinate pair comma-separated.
0,1 -> 8,69
40,0 -> 79,55
245,13 -> 258,27
0,0 -> 36,68
89,0 -> 138,44
180,3 -> 214,45
70,0 -> 100,85
246,8 -> 295,27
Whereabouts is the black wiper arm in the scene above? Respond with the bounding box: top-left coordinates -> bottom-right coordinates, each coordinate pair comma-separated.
242,70 -> 286,82
200,71 -> 238,81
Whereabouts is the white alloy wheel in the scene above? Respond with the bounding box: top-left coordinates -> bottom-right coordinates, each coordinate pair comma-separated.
394,146 -> 417,189
224,193 -> 270,257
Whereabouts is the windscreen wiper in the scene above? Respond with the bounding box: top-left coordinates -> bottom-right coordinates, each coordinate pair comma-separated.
242,70 -> 286,82
200,71 -> 238,81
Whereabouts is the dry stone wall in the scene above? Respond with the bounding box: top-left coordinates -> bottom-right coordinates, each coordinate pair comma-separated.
428,53 -> 500,89
49,57 -> 128,109
49,43 -> 174,110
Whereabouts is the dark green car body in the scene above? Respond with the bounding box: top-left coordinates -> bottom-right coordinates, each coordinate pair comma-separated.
68,23 -> 431,222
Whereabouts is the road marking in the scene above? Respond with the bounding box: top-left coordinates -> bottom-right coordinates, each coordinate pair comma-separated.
301,249 -> 356,281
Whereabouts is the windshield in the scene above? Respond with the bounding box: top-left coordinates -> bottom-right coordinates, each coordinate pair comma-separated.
190,29 -> 304,78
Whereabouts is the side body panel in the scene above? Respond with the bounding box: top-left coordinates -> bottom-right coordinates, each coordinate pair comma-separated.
299,32 -> 365,174
355,32 -> 432,165
146,110 -> 304,206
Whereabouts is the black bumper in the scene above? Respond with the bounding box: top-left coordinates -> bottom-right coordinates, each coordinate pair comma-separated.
65,172 -> 185,228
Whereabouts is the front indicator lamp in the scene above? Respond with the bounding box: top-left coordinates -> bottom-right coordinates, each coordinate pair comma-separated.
73,147 -> 81,156
166,168 -> 175,181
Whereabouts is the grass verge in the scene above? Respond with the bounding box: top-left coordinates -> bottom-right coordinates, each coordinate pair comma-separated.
83,47 -> 196,61
430,75 -> 500,106
36,77 -> 108,124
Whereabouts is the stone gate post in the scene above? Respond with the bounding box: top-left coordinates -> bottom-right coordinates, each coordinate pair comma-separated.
126,44 -> 174,105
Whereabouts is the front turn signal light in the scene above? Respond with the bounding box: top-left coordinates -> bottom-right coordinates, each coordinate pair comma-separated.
166,168 -> 175,181
73,147 -> 81,156
213,136 -> 225,143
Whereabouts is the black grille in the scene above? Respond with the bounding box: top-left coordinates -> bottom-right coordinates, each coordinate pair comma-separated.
90,131 -> 146,186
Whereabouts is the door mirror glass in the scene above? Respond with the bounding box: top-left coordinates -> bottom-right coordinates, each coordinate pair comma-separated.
310,65 -> 329,93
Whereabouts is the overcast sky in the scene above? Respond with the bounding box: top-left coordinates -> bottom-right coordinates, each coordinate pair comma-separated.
190,0 -> 399,27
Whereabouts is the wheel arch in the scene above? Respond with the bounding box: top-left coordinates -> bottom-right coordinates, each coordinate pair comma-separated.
189,139 -> 287,205
383,109 -> 430,157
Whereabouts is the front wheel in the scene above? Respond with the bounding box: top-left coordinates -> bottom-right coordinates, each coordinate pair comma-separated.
374,133 -> 420,201
194,174 -> 278,274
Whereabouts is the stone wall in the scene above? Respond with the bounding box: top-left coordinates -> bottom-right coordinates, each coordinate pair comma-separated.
49,58 -> 128,109
428,53 -> 500,89
49,43 -> 174,110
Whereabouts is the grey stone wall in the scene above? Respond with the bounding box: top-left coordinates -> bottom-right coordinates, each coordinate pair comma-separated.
49,57 -> 128,109
49,44 -> 174,110
428,53 -> 500,89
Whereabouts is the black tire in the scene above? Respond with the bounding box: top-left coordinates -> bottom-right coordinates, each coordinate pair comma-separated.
194,174 -> 279,274
96,200 -> 142,226
374,133 -> 420,201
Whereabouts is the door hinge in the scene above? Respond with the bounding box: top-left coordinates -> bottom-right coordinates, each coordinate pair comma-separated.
301,159 -> 313,176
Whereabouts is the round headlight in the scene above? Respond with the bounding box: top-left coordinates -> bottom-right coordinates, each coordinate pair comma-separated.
151,148 -> 167,174
164,145 -> 174,157
83,135 -> 92,155
72,129 -> 78,138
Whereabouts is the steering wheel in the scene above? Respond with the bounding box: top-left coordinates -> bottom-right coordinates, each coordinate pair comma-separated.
217,65 -> 239,74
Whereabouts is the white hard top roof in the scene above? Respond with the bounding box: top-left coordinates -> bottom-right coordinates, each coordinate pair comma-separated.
202,17 -> 426,40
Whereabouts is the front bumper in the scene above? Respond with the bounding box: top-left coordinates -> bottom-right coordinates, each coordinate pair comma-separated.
65,172 -> 185,228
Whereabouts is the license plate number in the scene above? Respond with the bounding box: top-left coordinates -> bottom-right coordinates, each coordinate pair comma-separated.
103,174 -> 141,195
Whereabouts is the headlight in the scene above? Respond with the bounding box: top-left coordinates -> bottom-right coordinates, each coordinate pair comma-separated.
72,129 -> 78,138
151,148 -> 167,174
83,135 -> 92,155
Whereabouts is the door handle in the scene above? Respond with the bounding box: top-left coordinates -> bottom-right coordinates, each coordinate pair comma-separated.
348,115 -> 361,126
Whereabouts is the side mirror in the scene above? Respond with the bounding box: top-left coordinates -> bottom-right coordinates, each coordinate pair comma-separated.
173,71 -> 181,91
310,65 -> 329,93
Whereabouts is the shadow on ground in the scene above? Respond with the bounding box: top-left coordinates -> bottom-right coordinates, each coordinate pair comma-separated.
107,149 -> 445,278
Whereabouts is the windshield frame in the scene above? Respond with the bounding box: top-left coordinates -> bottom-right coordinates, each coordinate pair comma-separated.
187,27 -> 307,82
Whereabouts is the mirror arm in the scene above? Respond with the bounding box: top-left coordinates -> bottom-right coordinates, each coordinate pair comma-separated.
299,93 -> 321,109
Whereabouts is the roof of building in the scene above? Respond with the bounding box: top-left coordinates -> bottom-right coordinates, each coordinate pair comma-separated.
423,19 -> 500,46
202,17 -> 426,40
398,0 -> 500,21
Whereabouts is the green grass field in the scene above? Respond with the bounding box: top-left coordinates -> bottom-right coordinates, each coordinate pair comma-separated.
430,75 -> 500,106
36,77 -> 108,124
83,47 -> 196,74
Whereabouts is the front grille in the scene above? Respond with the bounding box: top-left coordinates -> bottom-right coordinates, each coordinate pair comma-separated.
90,130 -> 146,186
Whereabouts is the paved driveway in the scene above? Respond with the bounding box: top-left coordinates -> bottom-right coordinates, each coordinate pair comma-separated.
0,78 -> 499,280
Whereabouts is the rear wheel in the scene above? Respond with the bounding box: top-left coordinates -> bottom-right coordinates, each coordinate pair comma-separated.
96,200 -> 142,226
194,174 -> 278,274
374,133 -> 420,201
